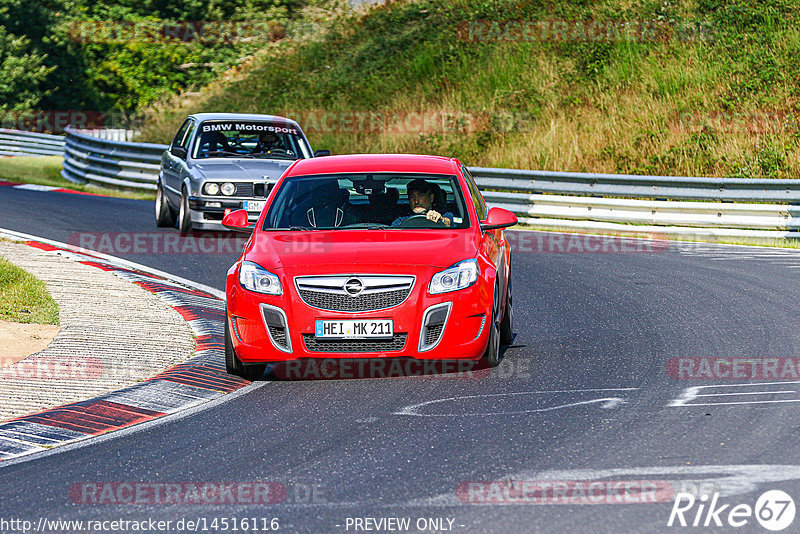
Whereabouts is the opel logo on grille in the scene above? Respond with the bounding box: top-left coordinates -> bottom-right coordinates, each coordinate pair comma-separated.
344,277 -> 364,297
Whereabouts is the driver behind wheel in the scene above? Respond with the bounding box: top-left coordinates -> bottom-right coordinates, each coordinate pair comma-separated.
254,131 -> 283,153
392,179 -> 453,227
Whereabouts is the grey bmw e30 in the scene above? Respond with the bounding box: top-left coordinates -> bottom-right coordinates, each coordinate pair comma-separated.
155,112 -> 329,233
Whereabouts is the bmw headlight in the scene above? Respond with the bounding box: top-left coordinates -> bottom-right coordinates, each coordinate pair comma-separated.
239,261 -> 282,295
429,259 -> 479,294
221,182 -> 236,196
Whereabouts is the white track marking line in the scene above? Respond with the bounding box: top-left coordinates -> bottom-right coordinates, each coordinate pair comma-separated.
693,391 -> 796,397
394,388 -> 638,417
669,381 -> 800,407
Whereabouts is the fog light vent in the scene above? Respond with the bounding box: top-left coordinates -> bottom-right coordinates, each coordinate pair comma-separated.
260,304 -> 292,353
419,302 -> 452,352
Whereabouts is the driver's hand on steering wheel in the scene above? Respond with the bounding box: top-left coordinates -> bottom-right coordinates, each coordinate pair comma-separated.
419,209 -> 451,227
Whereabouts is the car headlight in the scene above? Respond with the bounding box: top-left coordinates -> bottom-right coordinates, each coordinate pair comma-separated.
429,259 -> 479,294
239,261 -> 282,295
221,182 -> 236,196
203,182 -> 220,195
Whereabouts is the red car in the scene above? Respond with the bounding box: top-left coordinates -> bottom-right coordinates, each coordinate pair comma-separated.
222,154 -> 517,379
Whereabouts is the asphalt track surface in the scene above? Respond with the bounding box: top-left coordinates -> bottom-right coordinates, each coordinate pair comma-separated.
3,186 -> 800,533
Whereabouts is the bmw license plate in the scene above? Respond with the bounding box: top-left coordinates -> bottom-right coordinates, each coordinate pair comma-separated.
315,319 -> 393,339
243,200 -> 266,212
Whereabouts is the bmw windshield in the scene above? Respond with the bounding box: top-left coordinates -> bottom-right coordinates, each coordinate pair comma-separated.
193,121 -> 312,160
263,174 -> 471,230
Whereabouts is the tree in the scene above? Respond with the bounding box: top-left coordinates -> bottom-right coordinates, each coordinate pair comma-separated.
0,26 -> 53,112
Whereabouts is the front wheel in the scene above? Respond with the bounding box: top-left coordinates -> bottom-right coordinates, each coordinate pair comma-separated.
499,279 -> 513,346
155,181 -> 176,228
225,312 -> 266,380
178,187 -> 193,235
483,298 -> 502,368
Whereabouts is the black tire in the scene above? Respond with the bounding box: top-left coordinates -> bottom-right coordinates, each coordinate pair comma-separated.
225,312 -> 266,380
483,290 -> 502,367
155,181 -> 176,228
499,278 -> 513,346
178,187 -> 193,235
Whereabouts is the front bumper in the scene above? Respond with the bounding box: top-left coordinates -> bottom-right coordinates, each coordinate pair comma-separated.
226,270 -> 493,362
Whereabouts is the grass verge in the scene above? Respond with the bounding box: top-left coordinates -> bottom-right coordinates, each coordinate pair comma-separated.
0,156 -> 155,201
0,256 -> 59,325
139,0 -> 800,179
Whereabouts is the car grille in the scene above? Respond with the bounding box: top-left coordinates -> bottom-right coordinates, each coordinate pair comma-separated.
268,325 -> 287,347
295,275 -> 415,312
302,333 -> 407,353
235,183 -> 254,197
424,324 -> 443,346
298,288 -> 410,312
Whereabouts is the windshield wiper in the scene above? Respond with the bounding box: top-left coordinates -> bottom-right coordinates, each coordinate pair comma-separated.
340,223 -> 391,229
250,151 -> 297,160
202,150 -> 254,158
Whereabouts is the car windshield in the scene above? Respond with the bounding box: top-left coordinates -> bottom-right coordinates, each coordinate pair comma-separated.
263,174 -> 471,230
192,121 -> 312,160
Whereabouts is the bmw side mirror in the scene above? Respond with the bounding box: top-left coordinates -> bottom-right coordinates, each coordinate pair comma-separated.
222,209 -> 255,234
170,146 -> 188,159
480,207 -> 518,231
314,149 -> 331,157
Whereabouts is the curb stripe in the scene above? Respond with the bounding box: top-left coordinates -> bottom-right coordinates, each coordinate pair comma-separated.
0,180 -> 110,197
0,237 -> 248,462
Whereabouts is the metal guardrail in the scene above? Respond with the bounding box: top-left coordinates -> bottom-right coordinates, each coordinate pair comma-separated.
470,167 -> 800,203
77,128 -> 141,142
40,127 -> 800,238
0,129 -> 65,157
471,167 -> 800,238
61,126 -> 166,191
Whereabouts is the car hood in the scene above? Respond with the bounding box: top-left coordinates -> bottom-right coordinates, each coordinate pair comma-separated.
191,159 -> 293,181
248,229 -> 477,271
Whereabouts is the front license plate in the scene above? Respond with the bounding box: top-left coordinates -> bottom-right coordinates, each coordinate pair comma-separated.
315,319 -> 393,339
243,200 -> 266,212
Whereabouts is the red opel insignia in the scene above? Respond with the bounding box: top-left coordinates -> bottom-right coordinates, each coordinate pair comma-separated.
222,154 -> 517,379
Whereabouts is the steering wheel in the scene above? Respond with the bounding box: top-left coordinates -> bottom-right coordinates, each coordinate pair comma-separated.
397,214 -> 446,228
252,148 -> 293,157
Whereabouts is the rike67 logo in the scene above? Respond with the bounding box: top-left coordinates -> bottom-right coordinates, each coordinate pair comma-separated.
668,490 -> 795,531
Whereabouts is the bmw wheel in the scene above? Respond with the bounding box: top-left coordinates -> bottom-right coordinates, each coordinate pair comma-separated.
178,187 -> 193,235
155,181 -> 176,228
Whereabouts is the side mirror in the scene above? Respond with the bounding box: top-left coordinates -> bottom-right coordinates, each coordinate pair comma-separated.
314,149 -> 331,157
170,145 -> 188,159
222,209 -> 255,233
480,207 -> 518,231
